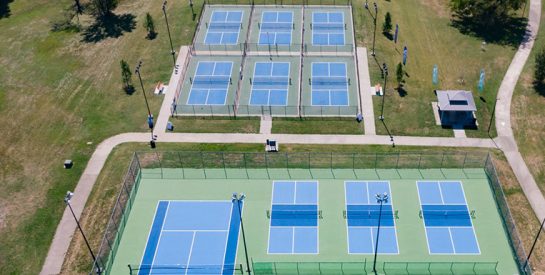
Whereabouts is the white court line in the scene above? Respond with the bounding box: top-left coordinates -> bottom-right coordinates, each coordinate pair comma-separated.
184,232 -> 197,275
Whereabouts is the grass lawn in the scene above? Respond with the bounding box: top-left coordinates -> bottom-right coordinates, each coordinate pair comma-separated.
170,117 -> 260,133
0,0 -> 201,273
511,1 -> 545,270
61,143 -> 545,274
352,0 -> 524,138
272,118 -> 364,134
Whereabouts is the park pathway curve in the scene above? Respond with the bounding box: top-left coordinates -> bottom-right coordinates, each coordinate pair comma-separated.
494,0 -> 544,222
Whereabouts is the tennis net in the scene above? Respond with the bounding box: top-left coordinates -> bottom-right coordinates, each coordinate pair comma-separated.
259,22 -> 294,31
343,210 -> 398,219
127,264 -> 243,274
310,76 -> 349,87
311,23 -> 345,30
420,210 -> 473,219
251,76 -> 290,87
267,210 -> 322,219
191,75 -> 231,85
208,22 -> 242,31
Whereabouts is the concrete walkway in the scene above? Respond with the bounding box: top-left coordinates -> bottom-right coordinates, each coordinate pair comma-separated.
494,0 -> 544,222
356,47 -> 376,135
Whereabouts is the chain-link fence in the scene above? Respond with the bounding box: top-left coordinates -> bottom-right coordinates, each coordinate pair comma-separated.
204,0 -> 352,6
252,260 -> 500,274
90,153 -> 141,275
485,154 -> 532,274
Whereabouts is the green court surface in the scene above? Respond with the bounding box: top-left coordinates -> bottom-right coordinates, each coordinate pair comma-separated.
301,55 -> 359,116
176,55 -> 242,116
246,6 -> 304,53
238,56 -> 301,116
193,5 -> 252,53
110,168 -> 518,274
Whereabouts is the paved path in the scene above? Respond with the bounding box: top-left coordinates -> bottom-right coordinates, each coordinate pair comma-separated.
356,47 -> 376,135
494,0 -> 544,222
41,1 -> 544,273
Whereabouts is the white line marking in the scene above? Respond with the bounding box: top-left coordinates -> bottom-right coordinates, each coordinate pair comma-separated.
185,232 -> 197,275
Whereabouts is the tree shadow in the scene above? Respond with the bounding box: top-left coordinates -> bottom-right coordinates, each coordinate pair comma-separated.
450,15 -> 528,48
82,13 -> 136,43
382,31 -> 393,41
396,85 -> 408,97
534,81 -> 545,97
124,85 -> 135,95
0,0 -> 14,19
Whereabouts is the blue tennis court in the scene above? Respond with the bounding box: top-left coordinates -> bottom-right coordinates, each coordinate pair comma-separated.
311,62 -> 349,106
258,11 -> 293,45
417,181 -> 480,255
250,62 -> 290,106
311,12 -> 345,46
344,181 -> 399,254
187,61 -> 232,105
205,11 -> 243,45
268,181 -> 319,254
138,201 -> 241,275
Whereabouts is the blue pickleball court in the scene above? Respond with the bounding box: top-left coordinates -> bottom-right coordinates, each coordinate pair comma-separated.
250,62 -> 290,106
417,181 -> 481,255
138,201 -> 242,275
187,61 -> 233,105
205,11 -> 243,45
311,12 -> 345,46
311,62 -> 349,106
344,181 -> 399,254
267,181 -> 319,254
258,11 -> 293,45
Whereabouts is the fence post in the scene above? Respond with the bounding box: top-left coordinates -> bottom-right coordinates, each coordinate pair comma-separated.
462,152 -> 468,169
177,152 -> 185,179
222,152 -> 227,178
243,153 -> 249,179
201,152 -> 207,179
265,153 -> 271,179
286,152 -> 291,179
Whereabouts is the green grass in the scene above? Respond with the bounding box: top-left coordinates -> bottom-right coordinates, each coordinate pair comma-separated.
272,118 -> 364,134
352,0 -> 522,138
0,0 -> 201,273
170,117 -> 260,133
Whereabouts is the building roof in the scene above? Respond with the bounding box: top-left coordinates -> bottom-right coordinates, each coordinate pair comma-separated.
436,90 -> 477,111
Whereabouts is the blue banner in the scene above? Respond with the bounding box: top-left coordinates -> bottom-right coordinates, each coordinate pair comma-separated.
403,46 -> 408,65
433,65 -> 438,85
478,69 -> 485,93
394,24 -> 399,44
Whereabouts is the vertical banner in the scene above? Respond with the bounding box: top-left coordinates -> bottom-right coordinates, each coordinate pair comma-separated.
433,65 -> 438,85
402,46 -> 408,65
394,24 -> 399,44
478,69 -> 485,93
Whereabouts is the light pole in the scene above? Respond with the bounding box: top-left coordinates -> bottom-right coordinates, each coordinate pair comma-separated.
371,2 -> 378,56
379,63 -> 388,120
65,191 -> 102,274
162,1 -> 176,67
372,192 -> 389,275
232,193 -> 251,275
189,0 -> 196,20
135,61 -> 155,144
523,216 -> 545,272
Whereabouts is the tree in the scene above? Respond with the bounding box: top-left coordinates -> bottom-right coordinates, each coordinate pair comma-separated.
396,62 -> 403,87
450,0 -> 525,28
383,12 -> 392,34
144,13 -> 156,39
535,47 -> 545,85
120,60 -> 133,93
90,0 -> 118,18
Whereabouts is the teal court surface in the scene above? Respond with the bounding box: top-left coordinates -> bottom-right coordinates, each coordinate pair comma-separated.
179,4 -> 360,117
112,167 -> 519,274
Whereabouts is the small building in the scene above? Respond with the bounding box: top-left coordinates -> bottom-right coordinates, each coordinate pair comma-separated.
436,90 -> 477,127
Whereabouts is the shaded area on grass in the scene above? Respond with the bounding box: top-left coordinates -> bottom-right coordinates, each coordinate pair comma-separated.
0,0 -> 14,19
534,81 -> 545,97
170,117 -> 260,133
451,16 -> 528,48
82,13 -> 136,43
272,118 -> 364,135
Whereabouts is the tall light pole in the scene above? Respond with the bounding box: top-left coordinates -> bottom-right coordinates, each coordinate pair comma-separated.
523,216 -> 545,272
162,1 -> 176,67
135,61 -> 155,145
65,191 -> 102,274
232,193 -> 251,275
379,63 -> 388,120
371,2 -> 378,56
372,192 -> 389,275
189,0 -> 196,20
